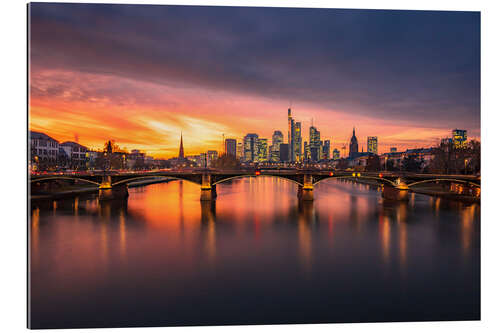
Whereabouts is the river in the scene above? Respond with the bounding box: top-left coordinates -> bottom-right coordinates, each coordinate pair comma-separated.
29,177 -> 480,328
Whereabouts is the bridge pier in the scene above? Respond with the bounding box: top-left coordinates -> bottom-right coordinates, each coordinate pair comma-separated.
297,174 -> 314,201
98,176 -> 129,201
200,173 -> 216,201
382,178 -> 409,201
98,184 -> 129,201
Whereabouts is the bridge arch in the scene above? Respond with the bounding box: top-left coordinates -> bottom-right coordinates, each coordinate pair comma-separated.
407,178 -> 481,188
313,175 -> 398,187
30,176 -> 101,186
111,175 -> 201,187
213,174 -> 303,187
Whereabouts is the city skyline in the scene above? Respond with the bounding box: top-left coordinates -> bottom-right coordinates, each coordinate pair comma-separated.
29,4 -> 480,158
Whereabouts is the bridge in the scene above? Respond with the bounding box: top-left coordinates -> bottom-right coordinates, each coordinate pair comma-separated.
30,169 -> 480,202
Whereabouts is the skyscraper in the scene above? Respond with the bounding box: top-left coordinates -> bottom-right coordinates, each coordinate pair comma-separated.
349,127 -> 359,158
279,143 -> 289,162
452,129 -> 467,149
294,122 -> 302,162
287,108 -> 295,162
236,142 -> 244,160
178,133 -> 184,160
243,133 -> 259,162
322,140 -> 331,160
224,138 -> 237,157
270,130 -> 283,162
367,136 -> 378,155
309,126 -> 321,162
332,148 -> 340,160
207,150 -> 218,166
303,141 -> 310,161
257,138 -> 268,163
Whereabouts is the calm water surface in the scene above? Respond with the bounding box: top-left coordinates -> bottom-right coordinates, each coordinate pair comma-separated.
29,178 -> 480,328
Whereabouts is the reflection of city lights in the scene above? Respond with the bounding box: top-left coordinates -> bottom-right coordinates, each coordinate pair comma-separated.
31,208 -> 40,266
380,217 -> 391,264
119,211 -> 126,260
461,204 -> 476,254
298,219 -> 312,275
74,197 -> 79,215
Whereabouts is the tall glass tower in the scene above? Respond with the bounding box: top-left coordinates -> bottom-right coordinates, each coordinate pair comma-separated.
367,136 -> 378,155
309,126 -> 321,162
288,108 -> 295,162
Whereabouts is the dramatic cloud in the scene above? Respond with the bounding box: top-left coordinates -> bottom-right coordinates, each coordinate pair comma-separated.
28,3 -> 480,157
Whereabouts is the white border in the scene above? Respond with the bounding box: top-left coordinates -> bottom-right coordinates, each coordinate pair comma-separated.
2,1 -> 499,332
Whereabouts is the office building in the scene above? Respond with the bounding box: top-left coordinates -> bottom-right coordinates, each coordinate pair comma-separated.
224,138 -> 237,157
270,130 -> 283,162
303,141 -> 310,161
236,142 -> 243,160
332,148 -> 340,160
452,129 -> 467,149
288,108 -> 295,162
207,150 -> 218,166
322,140 -> 331,160
279,143 -> 289,162
257,138 -> 268,163
367,136 -> 378,155
243,133 -> 259,162
294,122 -> 302,162
309,126 -> 321,162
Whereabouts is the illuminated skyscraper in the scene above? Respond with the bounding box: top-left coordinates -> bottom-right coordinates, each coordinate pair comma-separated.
199,153 -> 207,167
243,133 -> 259,162
288,108 -> 295,162
236,142 -> 243,160
257,138 -> 268,163
224,138 -> 237,157
322,140 -> 331,159
332,148 -> 340,160
270,130 -> 283,162
309,126 -> 321,162
303,141 -> 310,161
207,150 -> 218,166
349,127 -> 359,158
367,136 -> 378,154
452,129 -> 467,149
294,122 -> 302,162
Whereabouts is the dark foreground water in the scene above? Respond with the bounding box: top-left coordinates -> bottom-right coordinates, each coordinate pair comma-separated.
29,178 -> 480,328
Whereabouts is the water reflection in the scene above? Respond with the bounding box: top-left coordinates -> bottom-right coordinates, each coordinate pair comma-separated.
29,178 -> 480,328
298,201 -> 314,274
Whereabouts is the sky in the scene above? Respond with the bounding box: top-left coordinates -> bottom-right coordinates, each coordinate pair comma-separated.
29,3 -> 480,158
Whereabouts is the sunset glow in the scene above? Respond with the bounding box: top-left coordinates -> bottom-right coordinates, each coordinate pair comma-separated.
29,4 -> 480,158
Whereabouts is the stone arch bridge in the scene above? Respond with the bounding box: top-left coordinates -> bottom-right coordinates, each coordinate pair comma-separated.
30,170 -> 480,202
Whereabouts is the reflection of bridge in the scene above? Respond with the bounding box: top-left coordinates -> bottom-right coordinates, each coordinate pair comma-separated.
30,170 -> 480,201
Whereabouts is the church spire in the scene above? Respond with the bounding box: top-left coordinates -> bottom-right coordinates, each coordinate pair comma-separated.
178,132 -> 184,159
